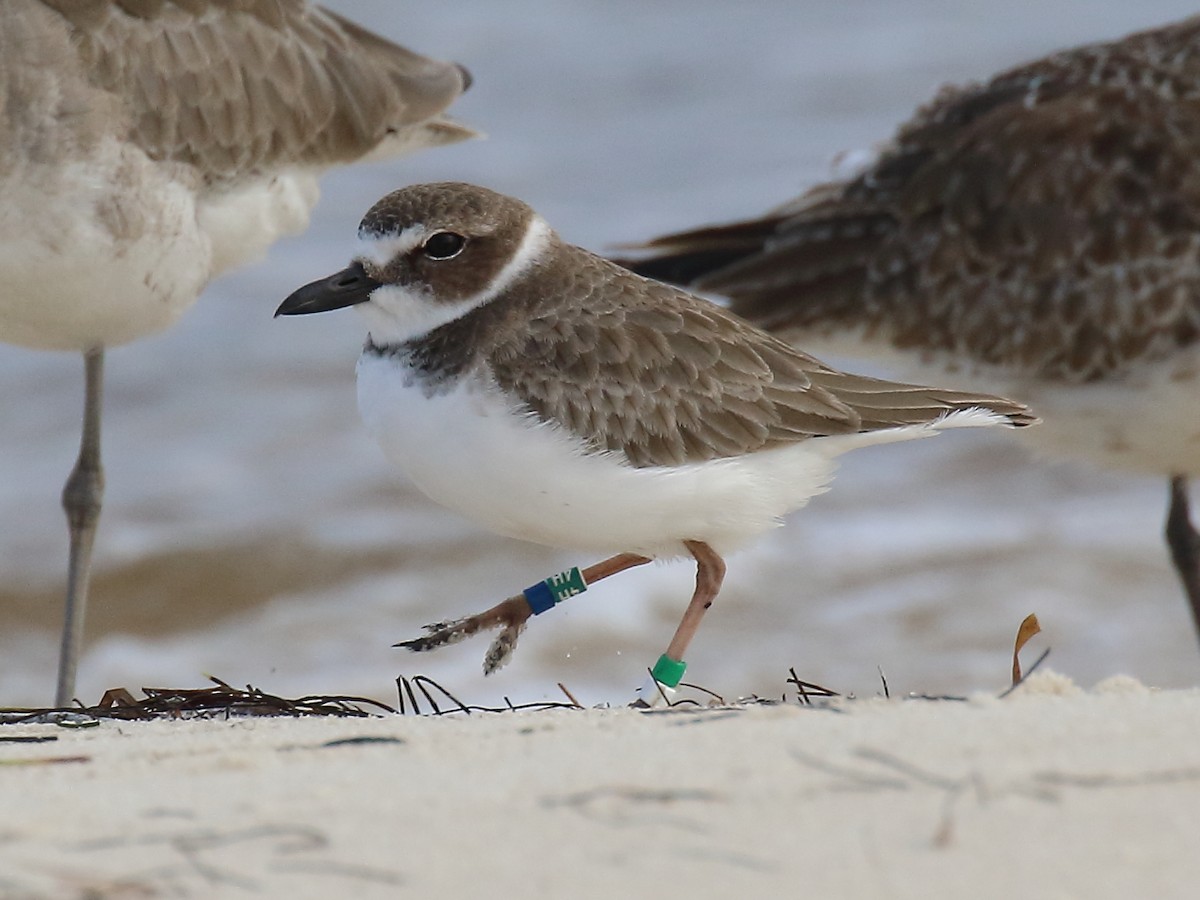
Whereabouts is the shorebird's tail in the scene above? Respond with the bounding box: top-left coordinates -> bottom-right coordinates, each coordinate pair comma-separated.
808,367 -> 1038,431
810,403 -> 1033,463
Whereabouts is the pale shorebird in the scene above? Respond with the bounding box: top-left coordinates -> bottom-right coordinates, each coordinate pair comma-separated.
0,1 -> 474,706
276,182 -> 1034,697
623,15 -> 1200,642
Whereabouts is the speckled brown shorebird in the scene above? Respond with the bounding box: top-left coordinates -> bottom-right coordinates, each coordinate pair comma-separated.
0,1 -> 474,705
624,15 -> 1200,641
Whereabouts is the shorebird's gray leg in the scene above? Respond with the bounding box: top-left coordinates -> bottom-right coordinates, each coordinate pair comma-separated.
1165,475 -> 1200,644
397,552 -> 651,674
55,347 -> 106,707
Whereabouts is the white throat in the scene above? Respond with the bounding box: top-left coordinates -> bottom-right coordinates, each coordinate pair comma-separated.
354,215 -> 552,346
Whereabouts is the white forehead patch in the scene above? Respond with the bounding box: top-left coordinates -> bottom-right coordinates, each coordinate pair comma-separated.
355,225 -> 428,268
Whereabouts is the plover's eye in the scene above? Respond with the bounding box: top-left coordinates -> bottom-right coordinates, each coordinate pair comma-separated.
421,232 -> 467,260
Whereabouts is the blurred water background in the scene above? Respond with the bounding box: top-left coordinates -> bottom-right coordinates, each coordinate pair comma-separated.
3,0 -> 1200,708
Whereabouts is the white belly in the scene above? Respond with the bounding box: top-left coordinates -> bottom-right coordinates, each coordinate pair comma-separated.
0,141 -> 205,350
356,352 -> 1003,558
1009,359 -> 1200,476
0,136 -> 320,352
801,329 -> 1200,477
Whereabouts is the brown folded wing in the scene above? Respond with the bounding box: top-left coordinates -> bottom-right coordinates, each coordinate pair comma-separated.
491,251 -> 1032,468
42,0 -> 469,179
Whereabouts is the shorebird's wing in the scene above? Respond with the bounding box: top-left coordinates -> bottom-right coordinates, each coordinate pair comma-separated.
47,0 -> 472,178
621,16 -> 1200,381
491,255 -> 1032,468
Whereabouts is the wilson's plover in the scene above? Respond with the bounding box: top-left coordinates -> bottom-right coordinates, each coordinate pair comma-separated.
0,1 -> 474,705
277,182 -> 1035,695
623,14 -> 1200,643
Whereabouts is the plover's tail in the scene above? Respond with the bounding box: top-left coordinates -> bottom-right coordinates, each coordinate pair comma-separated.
791,367 -> 1036,460
809,367 -> 1037,431
809,403 -> 1033,462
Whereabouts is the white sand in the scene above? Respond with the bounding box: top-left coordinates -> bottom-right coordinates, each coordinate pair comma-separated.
3,671 -> 1199,899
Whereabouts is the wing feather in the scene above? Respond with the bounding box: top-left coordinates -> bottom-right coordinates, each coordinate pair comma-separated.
42,0 -> 470,178
621,16 -> 1200,381
491,251 -> 1021,467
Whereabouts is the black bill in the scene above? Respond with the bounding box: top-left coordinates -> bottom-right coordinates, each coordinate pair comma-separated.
275,262 -> 381,317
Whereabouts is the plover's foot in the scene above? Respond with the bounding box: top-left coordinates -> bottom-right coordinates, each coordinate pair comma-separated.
395,594 -> 531,675
630,676 -> 679,709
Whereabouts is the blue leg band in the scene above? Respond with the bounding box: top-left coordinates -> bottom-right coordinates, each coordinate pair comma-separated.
523,567 -> 588,616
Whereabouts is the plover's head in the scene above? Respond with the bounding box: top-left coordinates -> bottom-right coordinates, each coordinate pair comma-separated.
276,182 -> 553,344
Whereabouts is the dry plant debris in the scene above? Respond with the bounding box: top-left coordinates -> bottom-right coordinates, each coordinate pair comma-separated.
0,677 -> 394,725
0,619 -> 1052,723
1012,613 -> 1043,685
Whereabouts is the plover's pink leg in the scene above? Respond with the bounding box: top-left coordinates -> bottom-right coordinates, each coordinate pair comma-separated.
635,540 -> 727,705
396,553 -> 651,674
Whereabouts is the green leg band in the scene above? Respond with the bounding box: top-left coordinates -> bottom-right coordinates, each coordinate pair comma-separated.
650,653 -> 687,688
